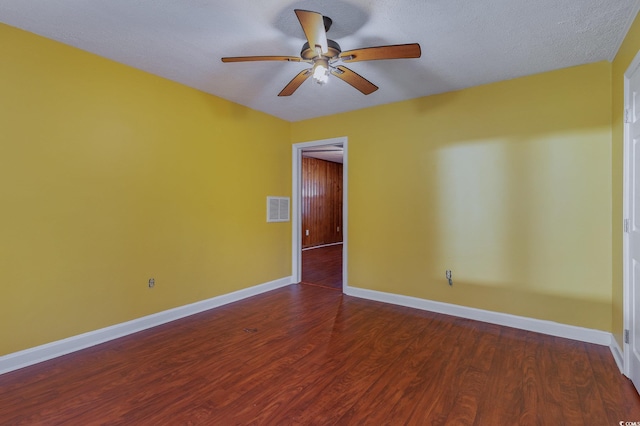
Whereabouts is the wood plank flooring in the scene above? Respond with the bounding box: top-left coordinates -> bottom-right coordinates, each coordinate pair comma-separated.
301,243 -> 342,290
1,284 -> 639,424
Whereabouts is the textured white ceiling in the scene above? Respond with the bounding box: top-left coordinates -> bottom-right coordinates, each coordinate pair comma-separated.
1,0 -> 638,122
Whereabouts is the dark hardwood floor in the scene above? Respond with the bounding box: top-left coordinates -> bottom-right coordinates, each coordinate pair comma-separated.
301,243 -> 342,290
1,284 -> 639,424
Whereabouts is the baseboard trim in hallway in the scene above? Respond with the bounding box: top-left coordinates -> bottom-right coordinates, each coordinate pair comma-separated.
300,281 -> 342,291
301,242 -> 343,251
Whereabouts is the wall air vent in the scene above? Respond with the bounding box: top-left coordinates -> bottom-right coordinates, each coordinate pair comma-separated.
267,196 -> 290,222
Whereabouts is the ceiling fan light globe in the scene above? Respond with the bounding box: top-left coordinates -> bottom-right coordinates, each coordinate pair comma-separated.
313,62 -> 329,85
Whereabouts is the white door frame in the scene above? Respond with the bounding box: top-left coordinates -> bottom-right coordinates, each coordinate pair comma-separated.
623,49 -> 640,378
292,136 -> 348,290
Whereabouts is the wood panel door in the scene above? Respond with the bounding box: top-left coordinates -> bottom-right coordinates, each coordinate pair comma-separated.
301,157 -> 343,249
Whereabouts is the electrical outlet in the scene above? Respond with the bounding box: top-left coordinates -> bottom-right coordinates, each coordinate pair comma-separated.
148,278 -> 155,288
445,270 -> 453,286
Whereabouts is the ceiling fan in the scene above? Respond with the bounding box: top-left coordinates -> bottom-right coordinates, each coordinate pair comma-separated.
221,9 -> 421,96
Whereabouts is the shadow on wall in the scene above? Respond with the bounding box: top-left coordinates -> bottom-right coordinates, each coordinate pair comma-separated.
342,62 -> 612,331
427,130 -> 611,327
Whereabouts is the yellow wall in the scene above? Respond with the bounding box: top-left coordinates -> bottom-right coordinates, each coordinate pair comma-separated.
2,13 -> 633,357
0,24 -> 292,355
293,62 -> 613,331
612,13 -> 640,347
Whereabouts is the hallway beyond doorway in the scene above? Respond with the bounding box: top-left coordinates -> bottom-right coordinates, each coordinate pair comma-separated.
301,243 -> 343,290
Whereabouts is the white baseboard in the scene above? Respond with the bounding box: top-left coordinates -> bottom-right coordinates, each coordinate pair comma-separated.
610,336 -> 625,373
344,286 -> 614,347
2,280 -> 623,377
0,276 -> 293,375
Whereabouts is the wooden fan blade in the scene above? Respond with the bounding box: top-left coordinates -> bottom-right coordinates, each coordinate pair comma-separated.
340,43 -> 421,62
278,69 -> 312,96
330,66 -> 378,95
295,9 -> 328,55
222,56 -> 302,63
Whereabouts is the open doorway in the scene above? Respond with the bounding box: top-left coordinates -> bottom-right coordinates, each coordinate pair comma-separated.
292,137 -> 347,292
300,146 -> 343,289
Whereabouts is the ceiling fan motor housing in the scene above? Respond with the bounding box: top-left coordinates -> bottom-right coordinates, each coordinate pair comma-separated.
301,39 -> 342,60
